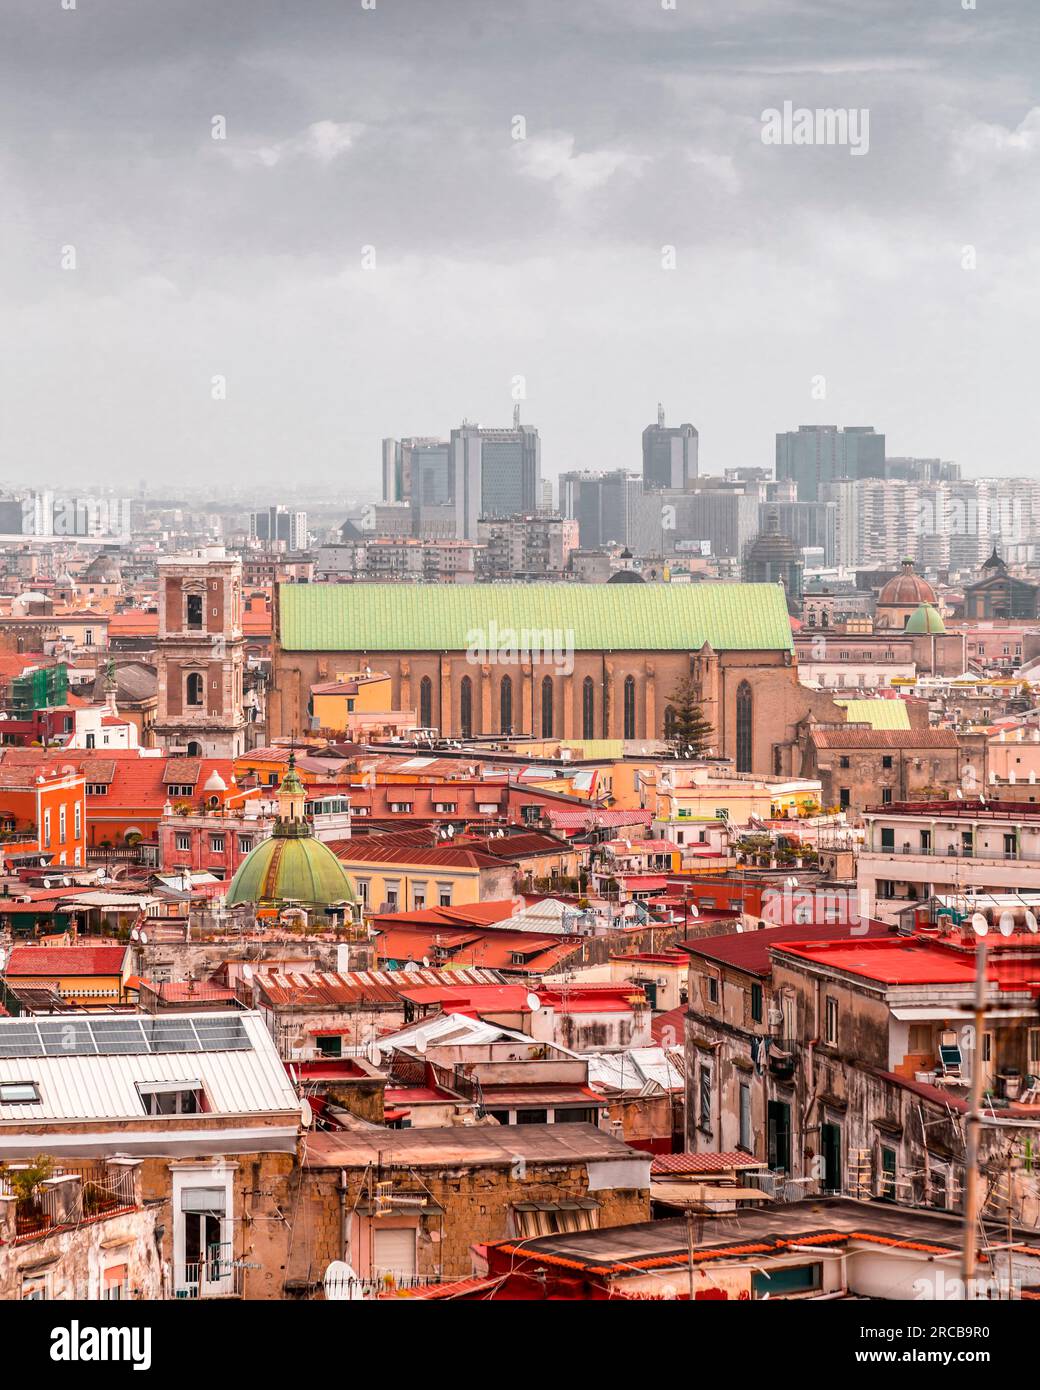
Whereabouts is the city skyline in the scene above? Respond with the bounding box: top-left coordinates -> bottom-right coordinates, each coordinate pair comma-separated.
1,0 -> 1038,487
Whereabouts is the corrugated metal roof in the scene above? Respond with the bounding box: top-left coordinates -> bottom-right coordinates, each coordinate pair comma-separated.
278,582 -> 795,653
0,1011 -> 299,1122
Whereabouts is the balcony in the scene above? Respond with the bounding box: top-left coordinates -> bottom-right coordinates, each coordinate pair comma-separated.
767,1039 -> 798,1080
868,843 -> 1034,864
174,1244 -> 243,1299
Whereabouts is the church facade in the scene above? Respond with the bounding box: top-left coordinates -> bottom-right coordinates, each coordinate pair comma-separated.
269,583 -> 845,776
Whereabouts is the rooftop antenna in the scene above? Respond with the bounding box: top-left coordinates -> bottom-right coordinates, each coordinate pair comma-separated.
513,402 -> 521,429
657,402 -> 665,428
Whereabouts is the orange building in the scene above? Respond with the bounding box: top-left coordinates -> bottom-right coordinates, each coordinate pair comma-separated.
0,767 -> 87,868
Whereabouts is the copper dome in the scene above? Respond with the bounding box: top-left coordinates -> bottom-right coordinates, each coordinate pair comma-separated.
878,559 -> 936,608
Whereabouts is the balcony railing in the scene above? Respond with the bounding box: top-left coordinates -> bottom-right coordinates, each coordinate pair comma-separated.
174,1244 -> 242,1299
866,844 -> 1034,864
1,1163 -> 137,1241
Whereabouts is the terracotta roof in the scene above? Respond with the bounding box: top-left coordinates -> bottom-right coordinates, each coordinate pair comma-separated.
651,1152 -> 766,1175
5,944 -> 128,977
811,729 -> 960,749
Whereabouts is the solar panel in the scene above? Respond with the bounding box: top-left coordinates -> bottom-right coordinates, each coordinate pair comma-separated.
0,1014 -> 251,1057
37,1020 -> 98,1056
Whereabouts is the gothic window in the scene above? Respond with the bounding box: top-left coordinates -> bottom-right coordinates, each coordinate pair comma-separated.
736,679 -> 753,773
500,675 -> 513,735
623,676 -> 637,740
419,676 -> 432,729
664,705 -> 677,742
582,677 -> 595,740
460,676 -> 473,738
541,676 -> 554,738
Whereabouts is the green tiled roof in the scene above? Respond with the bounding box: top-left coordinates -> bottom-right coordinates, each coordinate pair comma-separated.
278,583 -> 794,653
834,698 -> 911,731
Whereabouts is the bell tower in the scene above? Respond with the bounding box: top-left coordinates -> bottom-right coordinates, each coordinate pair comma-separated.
153,546 -> 246,758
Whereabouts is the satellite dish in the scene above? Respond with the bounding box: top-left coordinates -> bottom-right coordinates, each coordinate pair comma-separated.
241,963 -> 254,983
971,913 -> 989,938
324,1260 -> 364,1301
526,992 -> 542,1011
139,929 -> 149,946
998,910 -> 1016,938
403,961 -> 421,974
130,927 -> 139,942
1026,911 -> 1039,935
688,904 -> 699,918
421,956 -> 430,968
366,1041 -> 383,1066
413,1035 -> 428,1055
301,1097 -> 313,1128
42,878 -> 51,889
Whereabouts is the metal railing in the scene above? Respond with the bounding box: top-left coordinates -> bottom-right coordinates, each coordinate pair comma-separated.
1,1163 -> 137,1240
174,1244 -> 242,1299
866,843 -> 1032,863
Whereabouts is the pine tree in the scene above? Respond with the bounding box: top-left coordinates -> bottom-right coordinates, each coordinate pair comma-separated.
667,676 -> 715,758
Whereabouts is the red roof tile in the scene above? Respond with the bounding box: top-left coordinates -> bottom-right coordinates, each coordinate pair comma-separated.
5,944 -> 128,977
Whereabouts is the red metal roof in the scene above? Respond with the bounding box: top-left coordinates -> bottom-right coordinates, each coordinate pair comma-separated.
773,936 -> 980,985
680,919 -> 894,977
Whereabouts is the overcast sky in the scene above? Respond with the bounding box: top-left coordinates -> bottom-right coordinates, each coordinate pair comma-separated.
1,0 -> 1037,495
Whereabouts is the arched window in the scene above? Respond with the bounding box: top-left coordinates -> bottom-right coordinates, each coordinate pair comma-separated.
187,741 -> 202,757
623,675 -> 637,740
541,676 -> 554,738
500,675 -> 513,735
664,705 -> 677,743
582,677 -> 595,740
186,672 -> 204,707
736,679 -> 753,772
419,676 -> 432,729
460,675 -> 473,738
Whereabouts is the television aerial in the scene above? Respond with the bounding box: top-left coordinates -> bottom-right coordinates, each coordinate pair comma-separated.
970,913 -> 989,938
323,1260 -> 364,1302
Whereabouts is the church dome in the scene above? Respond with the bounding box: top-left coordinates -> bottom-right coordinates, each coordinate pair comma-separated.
607,568 -> 645,584
225,754 -> 354,911
905,603 -> 946,635
878,559 -> 936,608
224,830 -> 356,910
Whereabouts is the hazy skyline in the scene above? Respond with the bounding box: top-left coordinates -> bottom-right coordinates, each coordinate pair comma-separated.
1,0 -> 1038,490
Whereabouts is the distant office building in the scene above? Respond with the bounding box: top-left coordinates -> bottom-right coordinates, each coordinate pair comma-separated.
884,456 -> 960,485
559,470 -> 644,550
642,404 -> 699,489
384,422 -> 541,538
249,506 -> 308,551
776,425 -> 885,502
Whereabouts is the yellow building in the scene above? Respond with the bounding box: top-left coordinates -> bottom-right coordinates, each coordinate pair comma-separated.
311,671 -> 395,733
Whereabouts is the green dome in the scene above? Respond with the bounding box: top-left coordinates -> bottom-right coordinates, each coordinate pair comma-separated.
904,603 -> 946,635
225,825 -> 356,910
